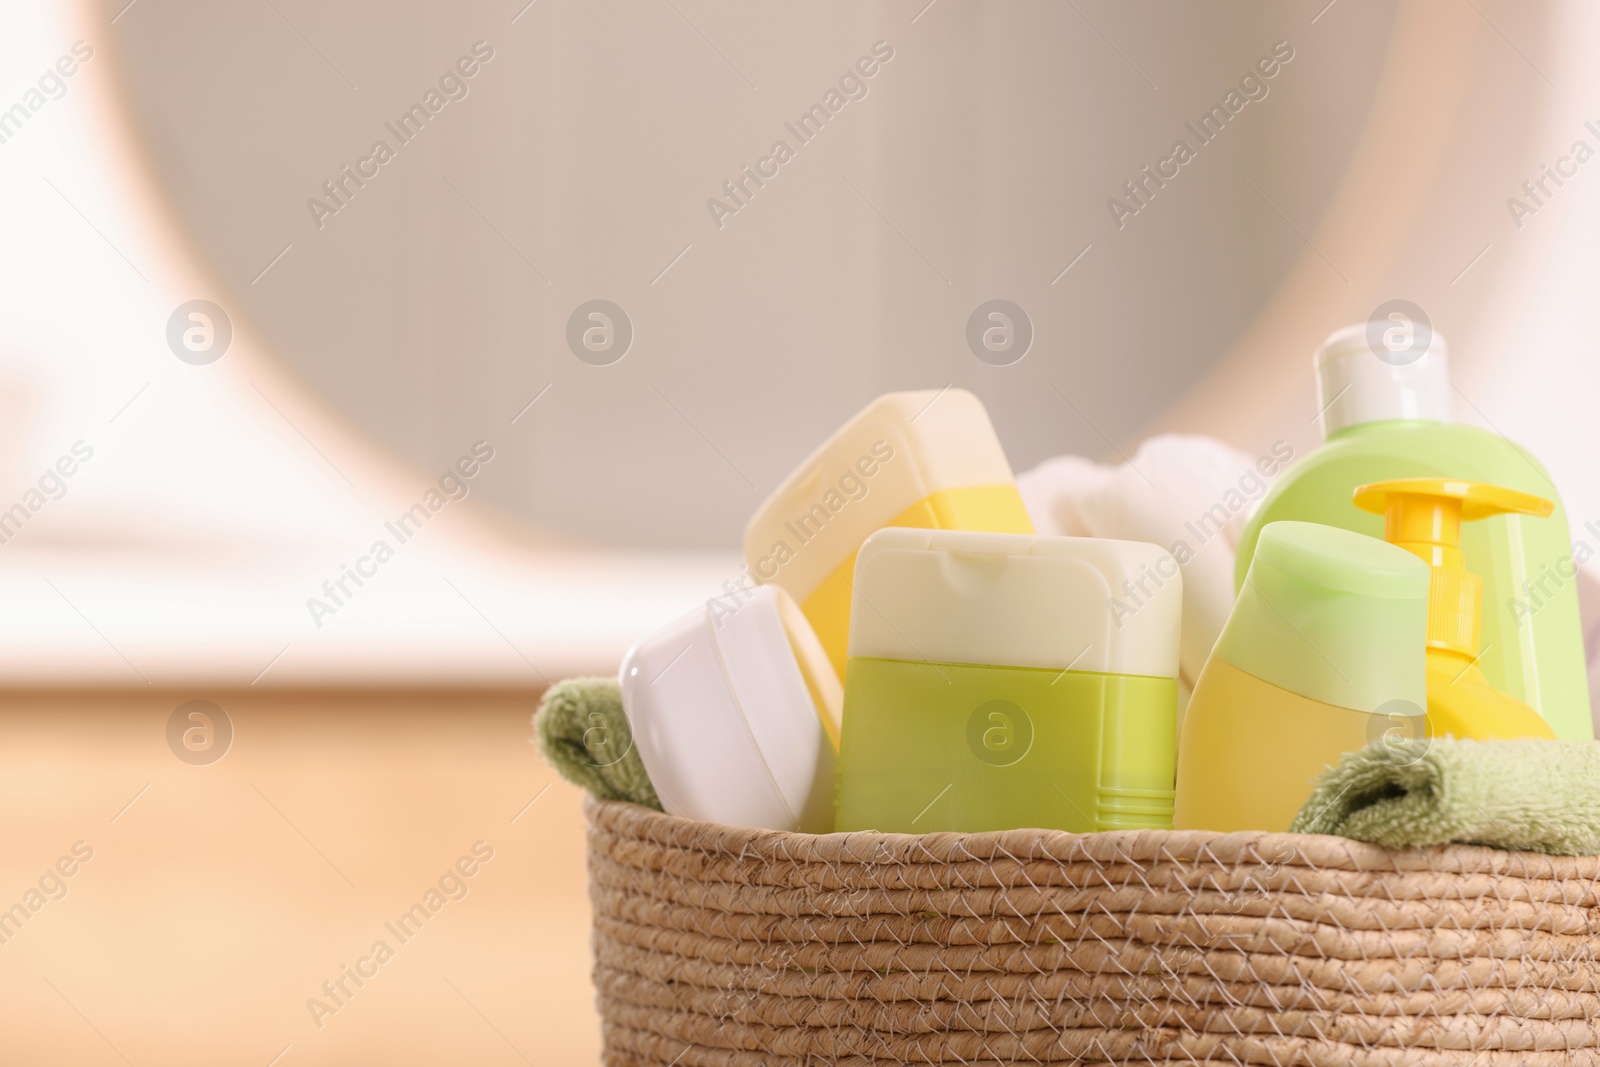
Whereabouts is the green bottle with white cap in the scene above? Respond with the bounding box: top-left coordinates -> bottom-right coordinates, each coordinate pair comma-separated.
1176,520 -> 1432,833
835,528 -> 1183,834
1237,323 -> 1592,740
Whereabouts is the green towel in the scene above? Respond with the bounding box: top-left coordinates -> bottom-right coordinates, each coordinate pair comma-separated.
534,677 -> 661,809
1291,737 -> 1600,855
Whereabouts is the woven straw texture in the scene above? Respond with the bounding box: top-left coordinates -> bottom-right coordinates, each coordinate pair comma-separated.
586,798 -> 1600,1066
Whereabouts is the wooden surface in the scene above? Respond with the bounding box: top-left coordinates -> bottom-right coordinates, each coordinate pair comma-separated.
0,687 -> 600,1065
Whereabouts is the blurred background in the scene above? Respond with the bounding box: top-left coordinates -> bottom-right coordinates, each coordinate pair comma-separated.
2,0 -> 1598,1062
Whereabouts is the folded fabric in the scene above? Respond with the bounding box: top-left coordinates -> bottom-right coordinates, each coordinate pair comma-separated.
534,677 -> 661,809
1017,434 -> 1270,716
1291,737 -> 1600,855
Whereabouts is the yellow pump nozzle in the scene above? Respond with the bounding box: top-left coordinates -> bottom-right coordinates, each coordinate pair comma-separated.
1352,477 -> 1557,741
1352,479 -> 1551,657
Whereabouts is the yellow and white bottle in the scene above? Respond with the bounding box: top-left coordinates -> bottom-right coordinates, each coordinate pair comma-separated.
744,389 -> 1033,677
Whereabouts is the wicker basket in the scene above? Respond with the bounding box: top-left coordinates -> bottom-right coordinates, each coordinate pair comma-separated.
585,798 -> 1600,1065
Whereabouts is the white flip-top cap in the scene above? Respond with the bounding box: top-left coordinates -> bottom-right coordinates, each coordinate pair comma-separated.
619,585 -> 841,833
743,389 -> 1017,598
1314,322 -> 1451,438
848,528 -> 1181,679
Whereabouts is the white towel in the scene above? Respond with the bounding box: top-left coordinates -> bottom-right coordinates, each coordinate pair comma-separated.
1017,435 -> 1295,719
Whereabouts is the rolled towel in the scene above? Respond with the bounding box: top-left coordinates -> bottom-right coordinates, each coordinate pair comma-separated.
1291,737 -> 1600,855
1017,434 -> 1286,721
534,677 -> 661,809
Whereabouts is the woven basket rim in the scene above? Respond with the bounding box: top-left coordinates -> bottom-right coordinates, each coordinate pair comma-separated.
585,799 -> 1600,1064
585,797 -> 1600,879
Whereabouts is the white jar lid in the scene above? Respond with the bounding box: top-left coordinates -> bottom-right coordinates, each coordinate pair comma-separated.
1314,323 -> 1451,438
619,585 -> 841,832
